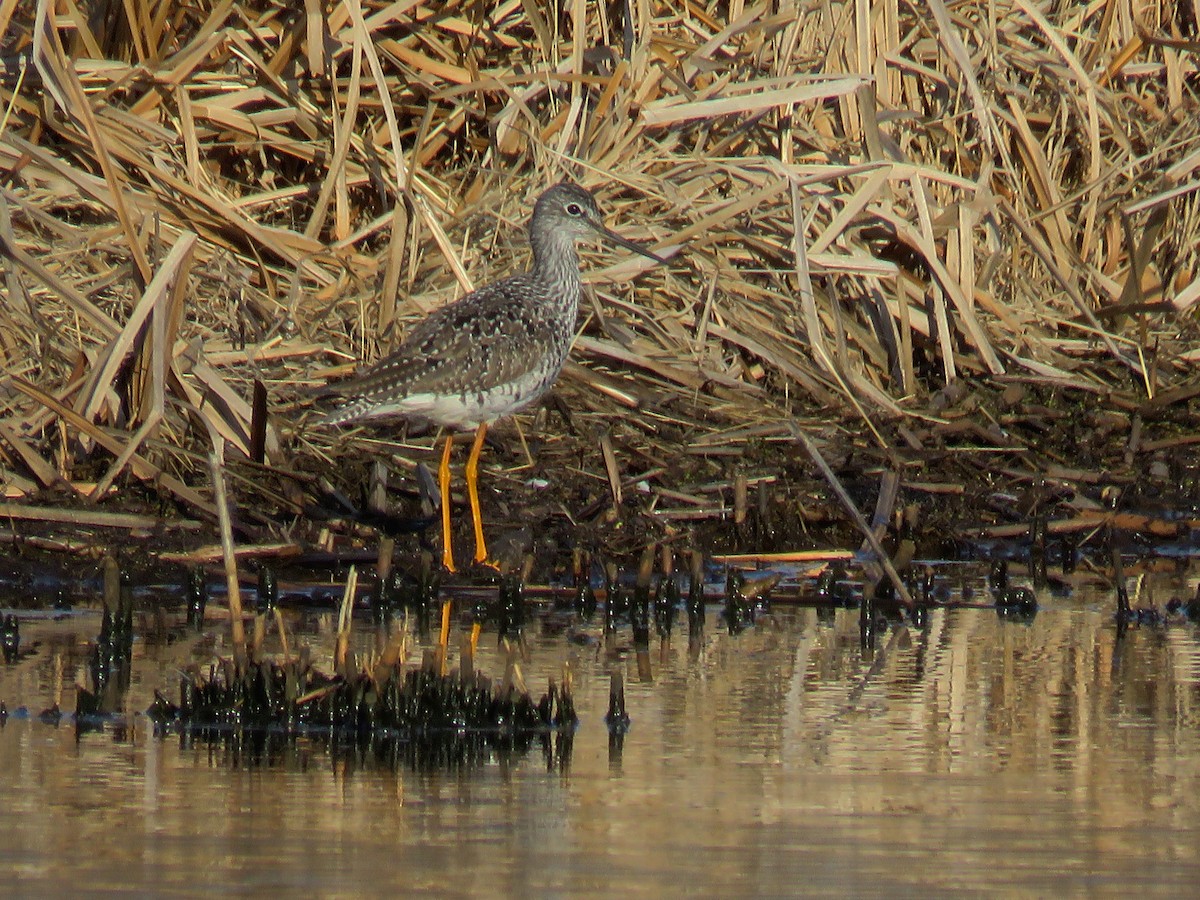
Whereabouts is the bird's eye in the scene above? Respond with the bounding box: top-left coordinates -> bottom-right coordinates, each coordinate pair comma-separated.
565,203 -> 583,216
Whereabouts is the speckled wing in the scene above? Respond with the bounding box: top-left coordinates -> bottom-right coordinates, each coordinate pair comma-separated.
320,274 -> 571,427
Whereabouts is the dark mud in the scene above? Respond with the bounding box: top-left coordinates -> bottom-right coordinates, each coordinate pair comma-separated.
5,378 -> 1200,596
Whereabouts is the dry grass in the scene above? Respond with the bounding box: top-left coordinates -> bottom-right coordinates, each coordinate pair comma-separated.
2,0 -> 1199,552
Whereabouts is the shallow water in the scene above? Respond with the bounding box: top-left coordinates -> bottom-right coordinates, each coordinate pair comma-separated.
2,568 -> 1200,895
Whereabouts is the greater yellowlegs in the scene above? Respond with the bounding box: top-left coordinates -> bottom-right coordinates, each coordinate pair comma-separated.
320,182 -> 665,571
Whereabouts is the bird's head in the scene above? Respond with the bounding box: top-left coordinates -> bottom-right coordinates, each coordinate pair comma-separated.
533,182 -> 666,264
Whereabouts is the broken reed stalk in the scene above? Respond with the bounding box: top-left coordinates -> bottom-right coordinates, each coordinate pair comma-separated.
787,422 -> 914,608
273,607 -> 291,666
207,437 -> 246,666
501,638 -> 528,695
376,536 -> 395,582
335,564 -> 358,675
251,608 -> 265,662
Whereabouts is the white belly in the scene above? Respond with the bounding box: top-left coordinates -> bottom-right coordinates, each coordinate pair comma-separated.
368,368 -> 554,430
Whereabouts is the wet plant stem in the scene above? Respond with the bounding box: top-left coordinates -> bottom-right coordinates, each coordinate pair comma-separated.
336,566 -> 357,674
788,422 -> 914,608
208,440 -> 247,667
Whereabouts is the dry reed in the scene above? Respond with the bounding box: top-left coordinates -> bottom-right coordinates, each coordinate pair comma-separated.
1,0 -> 1198,554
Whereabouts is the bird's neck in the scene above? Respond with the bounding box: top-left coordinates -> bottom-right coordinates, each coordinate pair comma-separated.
529,228 -> 582,299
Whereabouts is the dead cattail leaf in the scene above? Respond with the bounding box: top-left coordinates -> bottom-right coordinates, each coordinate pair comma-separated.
0,0 -> 1195,538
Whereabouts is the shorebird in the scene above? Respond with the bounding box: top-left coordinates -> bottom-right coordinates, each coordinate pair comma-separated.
320,182 -> 665,572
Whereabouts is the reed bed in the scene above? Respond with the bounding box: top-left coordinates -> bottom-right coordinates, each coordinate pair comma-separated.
1,0 -> 1198,557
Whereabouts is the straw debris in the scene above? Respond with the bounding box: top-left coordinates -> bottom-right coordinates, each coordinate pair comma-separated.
2,1 -> 1199,561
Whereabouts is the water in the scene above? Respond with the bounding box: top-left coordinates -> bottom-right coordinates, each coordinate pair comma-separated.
2,570 -> 1200,895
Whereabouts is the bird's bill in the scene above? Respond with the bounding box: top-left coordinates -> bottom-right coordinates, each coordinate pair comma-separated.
595,224 -> 669,265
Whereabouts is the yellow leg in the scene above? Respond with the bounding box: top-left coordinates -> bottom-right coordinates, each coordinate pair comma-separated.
465,422 -> 495,566
439,433 -> 456,573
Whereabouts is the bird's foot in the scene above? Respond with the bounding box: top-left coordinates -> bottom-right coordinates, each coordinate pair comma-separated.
473,551 -> 502,572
